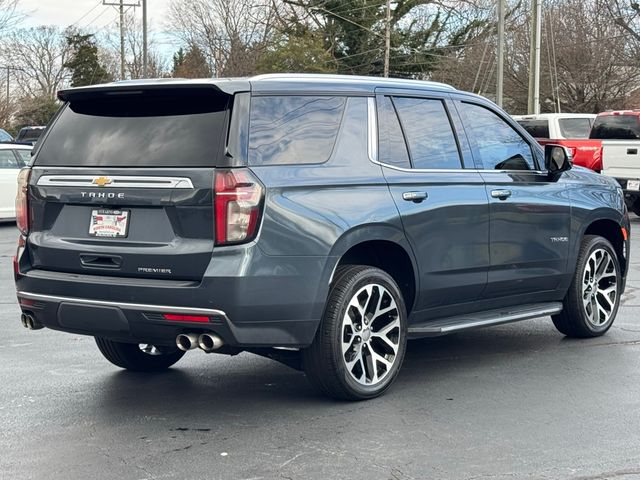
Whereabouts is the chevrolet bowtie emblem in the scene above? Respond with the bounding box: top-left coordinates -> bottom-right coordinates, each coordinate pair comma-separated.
92,176 -> 113,187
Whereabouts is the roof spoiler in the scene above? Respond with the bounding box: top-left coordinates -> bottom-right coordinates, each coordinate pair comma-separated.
57,79 -> 250,103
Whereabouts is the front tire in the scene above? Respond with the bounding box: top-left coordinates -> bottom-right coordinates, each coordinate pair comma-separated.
552,235 -> 621,338
95,338 -> 185,372
303,265 -> 407,400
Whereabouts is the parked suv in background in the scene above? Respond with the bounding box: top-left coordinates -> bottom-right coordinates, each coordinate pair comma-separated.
513,113 -> 602,172
15,126 -> 45,145
15,74 -> 629,400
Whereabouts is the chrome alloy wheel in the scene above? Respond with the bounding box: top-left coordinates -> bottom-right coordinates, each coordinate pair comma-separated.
582,248 -> 618,327
341,283 -> 401,386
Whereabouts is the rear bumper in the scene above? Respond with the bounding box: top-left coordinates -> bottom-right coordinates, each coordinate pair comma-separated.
16,289 -> 316,348
15,243 -> 334,348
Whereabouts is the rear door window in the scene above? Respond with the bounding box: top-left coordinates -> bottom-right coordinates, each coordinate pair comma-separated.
459,102 -> 535,171
590,115 -> 640,139
377,96 -> 411,169
392,97 -> 462,170
249,96 -> 345,166
516,119 -> 549,138
35,89 -> 230,167
558,118 -> 592,139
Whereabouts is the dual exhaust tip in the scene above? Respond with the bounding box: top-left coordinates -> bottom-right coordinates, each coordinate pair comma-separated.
176,333 -> 224,352
20,313 -> 43,330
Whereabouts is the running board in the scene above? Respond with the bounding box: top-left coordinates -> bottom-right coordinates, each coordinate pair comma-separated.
407,302 -> 563,338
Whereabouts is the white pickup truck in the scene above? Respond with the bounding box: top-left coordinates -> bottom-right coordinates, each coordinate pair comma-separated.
591,111 -> 640,214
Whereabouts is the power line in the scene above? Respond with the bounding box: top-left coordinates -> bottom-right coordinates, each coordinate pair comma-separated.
70,0 -> 103,28
82,5 -> 111,28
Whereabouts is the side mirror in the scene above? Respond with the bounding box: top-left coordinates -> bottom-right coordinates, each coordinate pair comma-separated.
545,144 -> 572,174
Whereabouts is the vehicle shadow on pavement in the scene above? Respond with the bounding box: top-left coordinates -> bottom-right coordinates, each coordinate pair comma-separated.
85,320 -> 583,420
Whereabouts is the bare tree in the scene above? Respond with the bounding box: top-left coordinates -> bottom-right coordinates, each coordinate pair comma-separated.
99,13 -> 168,80
433,0 -> 640,113
3,26 -> 70,99
607,0 -> 640,43
167,0 -> 280,77
0,0 -> 23,35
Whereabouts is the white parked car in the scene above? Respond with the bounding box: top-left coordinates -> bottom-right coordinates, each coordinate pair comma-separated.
0,143 -> 32,220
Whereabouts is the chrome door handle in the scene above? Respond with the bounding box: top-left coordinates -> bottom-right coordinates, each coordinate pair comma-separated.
402,191 -> 428,203
491,189 -> 512,200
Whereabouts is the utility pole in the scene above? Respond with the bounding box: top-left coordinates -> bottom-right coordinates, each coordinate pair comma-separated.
1,65 -> 23,118
527,0 -> 542,114
383,0 -> 391,77
142,0 -> 147,77
496,0 -> 505,107
103,0 -> 140,80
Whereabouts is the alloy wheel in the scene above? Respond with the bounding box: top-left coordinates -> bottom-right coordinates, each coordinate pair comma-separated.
341,283 -> 401,385
582,248 -> 618,327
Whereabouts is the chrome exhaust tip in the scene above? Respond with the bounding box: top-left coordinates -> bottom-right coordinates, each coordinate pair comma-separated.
21,313 -> 43,330
198,333 -> 224,352
176,333 -> 199,351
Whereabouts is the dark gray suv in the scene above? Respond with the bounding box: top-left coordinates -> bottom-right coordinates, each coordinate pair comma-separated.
14,74 -> 630,400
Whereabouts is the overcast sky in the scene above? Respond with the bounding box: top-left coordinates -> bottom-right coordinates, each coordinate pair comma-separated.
17,0 -> 176,55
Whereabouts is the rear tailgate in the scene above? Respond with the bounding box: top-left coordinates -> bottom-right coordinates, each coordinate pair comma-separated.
26,85 -> 240,281
28,167 -> 214,280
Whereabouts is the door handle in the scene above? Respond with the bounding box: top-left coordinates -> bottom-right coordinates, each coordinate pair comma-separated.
491,189 -> 512,200
402,191 -> 428,203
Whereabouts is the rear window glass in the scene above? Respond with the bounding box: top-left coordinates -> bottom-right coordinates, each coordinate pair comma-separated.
249,96 -> 345,165
558,118 -> 592,139
516,119 -> 549,138
590,115 -> 640,140
35,90 -> 229,167
17,128 -> 44,143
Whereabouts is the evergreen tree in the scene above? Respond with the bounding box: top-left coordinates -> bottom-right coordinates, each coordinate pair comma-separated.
64,33 -> 112,86
172,44 -> 211,78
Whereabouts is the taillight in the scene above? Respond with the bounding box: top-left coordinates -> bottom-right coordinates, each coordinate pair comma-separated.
16,168 -> 30,236
162,313 -> 210,323
214,169 -> 263,245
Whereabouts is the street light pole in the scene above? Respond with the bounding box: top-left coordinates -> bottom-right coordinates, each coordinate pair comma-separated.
142,0 -> 147,77
103,0 -> 140,80
527,0 -> 542,114
383,0 -> 391,78
496,0 -> 505,107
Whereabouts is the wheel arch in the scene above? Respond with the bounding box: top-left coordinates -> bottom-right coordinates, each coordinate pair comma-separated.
318,224 -> 418,317
582,217 -> 627,276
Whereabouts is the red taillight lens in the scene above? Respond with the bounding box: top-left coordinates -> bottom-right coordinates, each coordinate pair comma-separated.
162,313 -> 210,323
16,168 -> 30,236
214,169 -> 263,245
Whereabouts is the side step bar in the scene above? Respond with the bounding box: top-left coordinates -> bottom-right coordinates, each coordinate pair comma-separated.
407,302 -> 562,339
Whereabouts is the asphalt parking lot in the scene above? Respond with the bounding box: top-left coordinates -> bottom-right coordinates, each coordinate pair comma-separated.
2,220 -> 640,480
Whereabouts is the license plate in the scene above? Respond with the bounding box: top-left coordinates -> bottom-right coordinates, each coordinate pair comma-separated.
89,209 -> 130,238
628,180 -> 640,191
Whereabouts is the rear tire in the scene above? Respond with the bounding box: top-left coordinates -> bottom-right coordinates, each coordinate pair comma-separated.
552,235 -> 621,338
95,338 -> 185,372
303,265 -> 407,400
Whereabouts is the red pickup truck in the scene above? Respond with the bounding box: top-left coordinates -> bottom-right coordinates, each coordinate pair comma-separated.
513,113 -> 602,171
